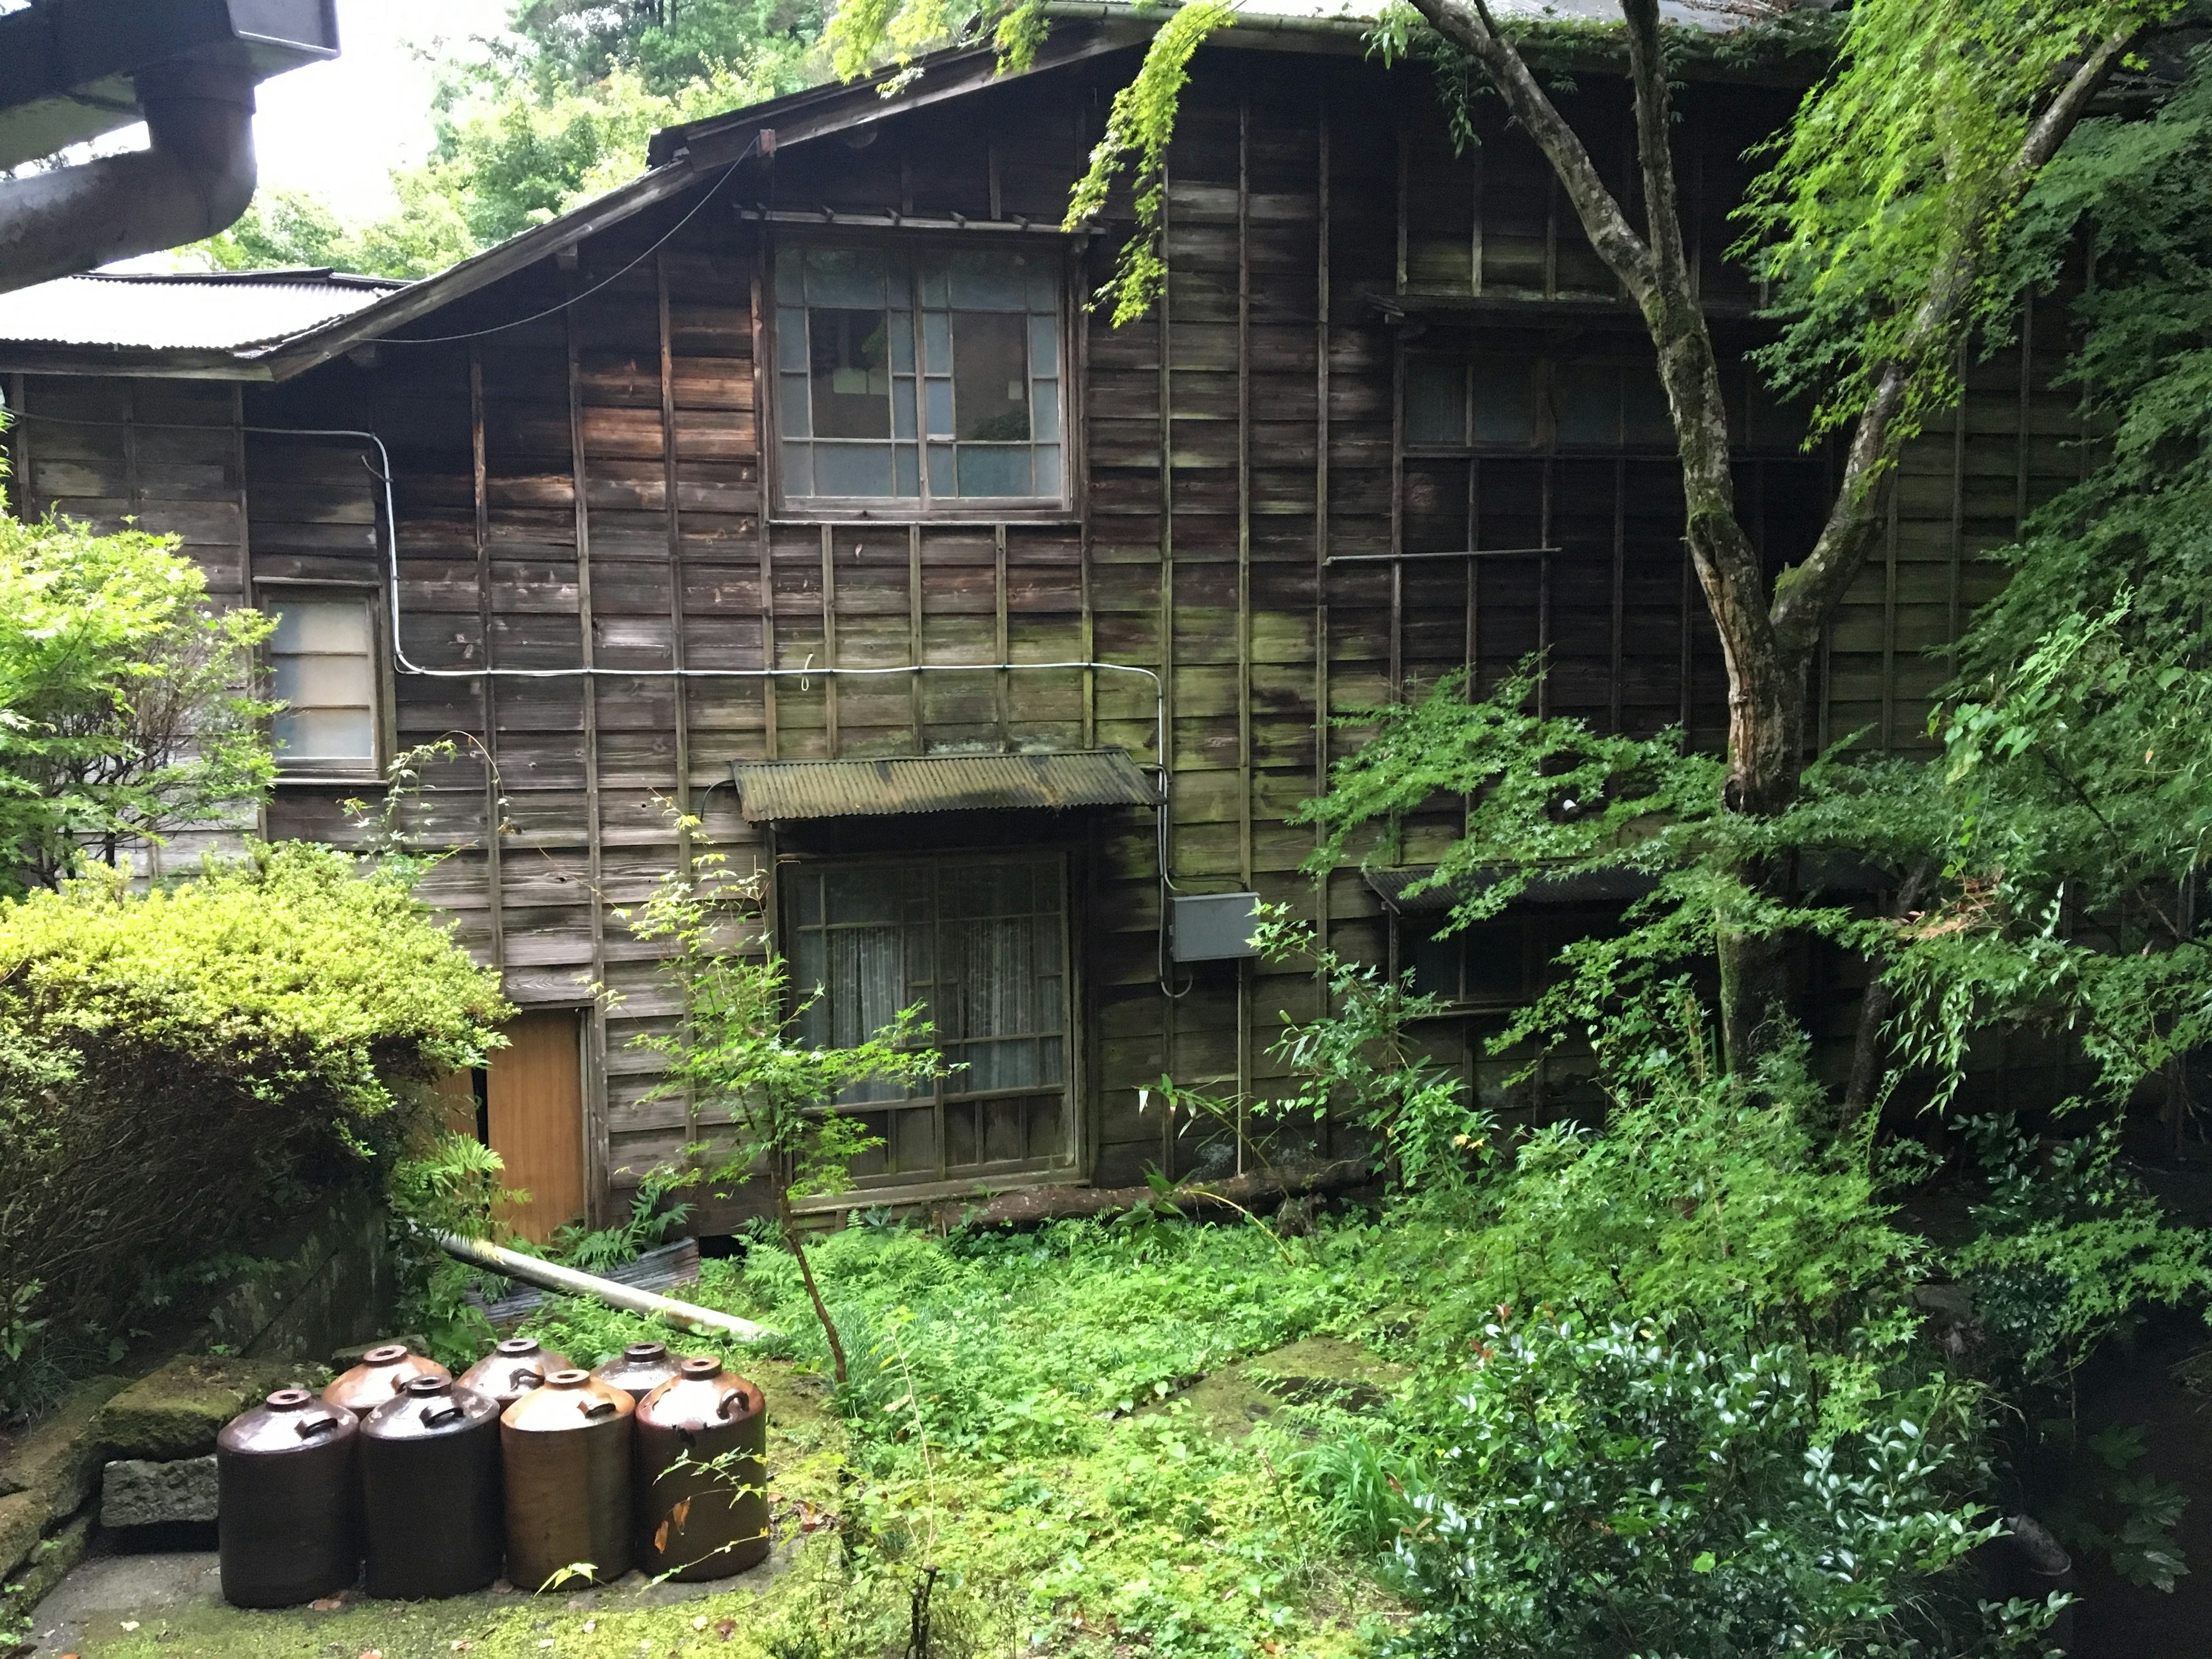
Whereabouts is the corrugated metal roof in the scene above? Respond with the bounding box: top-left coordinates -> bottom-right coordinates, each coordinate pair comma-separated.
733,749 -> 1157,821
0,269 -> 408,352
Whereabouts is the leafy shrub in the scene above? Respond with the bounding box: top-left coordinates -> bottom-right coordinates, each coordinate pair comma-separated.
0,843 -> 506,1412
1380,1313 -> 2058,1659
0,504 -> 273,893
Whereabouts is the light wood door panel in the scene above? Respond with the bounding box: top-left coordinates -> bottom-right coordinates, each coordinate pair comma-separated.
487,1010 -> 586,1245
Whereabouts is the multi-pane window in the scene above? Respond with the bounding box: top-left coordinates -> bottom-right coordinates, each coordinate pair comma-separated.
267,596 -> 378,771
788,854 -> 1071,1188
774,245 -> 1064,506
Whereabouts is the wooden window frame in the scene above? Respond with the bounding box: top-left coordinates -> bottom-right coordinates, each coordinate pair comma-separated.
254,578 -> 393,787
763,230 -> 1084,525
776,845 -> 1085,1207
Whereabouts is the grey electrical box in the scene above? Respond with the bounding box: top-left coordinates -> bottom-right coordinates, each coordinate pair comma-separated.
1171,892 -> 1262,963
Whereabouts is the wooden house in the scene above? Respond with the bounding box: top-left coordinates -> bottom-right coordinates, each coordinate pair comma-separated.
0,3 -> 2088,1237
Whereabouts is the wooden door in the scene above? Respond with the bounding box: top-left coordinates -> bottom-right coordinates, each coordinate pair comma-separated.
486,1010 -> 587,1245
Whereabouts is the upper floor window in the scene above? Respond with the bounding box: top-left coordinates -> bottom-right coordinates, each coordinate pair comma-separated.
266,593 -> 380,777
774,244 -> 1065,510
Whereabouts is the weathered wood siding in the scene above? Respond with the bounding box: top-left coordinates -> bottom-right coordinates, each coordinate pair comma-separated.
1,42 -> 2093,1215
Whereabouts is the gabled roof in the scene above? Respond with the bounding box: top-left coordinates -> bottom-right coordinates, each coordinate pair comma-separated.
0,0 -> 1831,382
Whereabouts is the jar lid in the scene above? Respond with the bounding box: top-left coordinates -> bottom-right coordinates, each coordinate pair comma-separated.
362,1343 -> 408,1365
547,1368 -> 591,1387
265,1387 -> 314,1410
403,1374 -> 449,1397
495,1336 -> 543,1357
679,1356 -> 722,1378
623,1342 -> 668,1362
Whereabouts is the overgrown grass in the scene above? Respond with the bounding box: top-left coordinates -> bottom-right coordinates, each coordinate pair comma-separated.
516,1212 -> 1407,1656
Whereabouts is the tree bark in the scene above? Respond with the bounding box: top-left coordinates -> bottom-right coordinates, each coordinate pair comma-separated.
1402,0 -> 2138,1069
780,1192 -> 849,1388
1840,862 -> 1931,1134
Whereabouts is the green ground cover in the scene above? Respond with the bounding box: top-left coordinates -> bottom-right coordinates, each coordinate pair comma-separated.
75,1213 -> 1408,1659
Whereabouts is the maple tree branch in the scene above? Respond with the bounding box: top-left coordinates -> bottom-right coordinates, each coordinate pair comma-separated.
1770,24 -> 2142,663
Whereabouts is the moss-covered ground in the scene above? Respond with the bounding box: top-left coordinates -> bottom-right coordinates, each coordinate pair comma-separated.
38,1214 -> 1412,1659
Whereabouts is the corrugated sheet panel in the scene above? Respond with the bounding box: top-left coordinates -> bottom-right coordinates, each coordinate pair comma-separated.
0,270 -> 407,351
1369,851 -> 1892,914
1365,865 -> 1660,914
733,749 -> 1157,821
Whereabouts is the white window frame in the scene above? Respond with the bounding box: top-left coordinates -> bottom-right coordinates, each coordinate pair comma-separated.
256,582 -> 388,785
766,235 -> 1080,522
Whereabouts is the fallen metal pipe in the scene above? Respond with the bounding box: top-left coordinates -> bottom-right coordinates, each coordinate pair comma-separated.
433,1230 -> 767,1345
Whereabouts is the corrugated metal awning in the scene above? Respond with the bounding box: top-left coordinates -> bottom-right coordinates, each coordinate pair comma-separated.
1369,851 -> 1895,914
732,749 -> 1157,822
1366,865 -> 1658,914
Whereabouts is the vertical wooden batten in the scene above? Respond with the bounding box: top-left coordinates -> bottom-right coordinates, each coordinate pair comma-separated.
566,284 -> 611,1225
470,348 -> 504,977
658,256 -> 693,838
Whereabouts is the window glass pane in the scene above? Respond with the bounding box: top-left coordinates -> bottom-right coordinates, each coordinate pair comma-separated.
776,310 -> 809,372
1032,445 -> 1060,497
269,599 -> 376,766
1557,363 -> 1621,445
1409,928 -> 1459,999
1463,921 -> 1526,1001
952,311 -> 1030,442
892,378 -> 917,440
927,444 -> 955,495
803,247 -> 890,309
1031,382 -> 1059,441
922,311 -> 952,373
1470,357 -> 1536,444
920,263 -> 949,307
889,310 -> 915,373
815,443 -> 895,497
774,246 -> 804,306
1027,313 -> 1059,377
894,444 -> 920,496
948,250 -> 1029,311
779,373 -> 812,437
1622,363 -> 1672,445
957,445 -> 1032,497
272,601 -> 370,654
272,654 -> 371,706
809,309 -> 892,439
923,379 -> 954,438
781,439 -> 813,496
1405,361 -> 1466,445
1026,257 -> 1058,312
274,708 -> 373,762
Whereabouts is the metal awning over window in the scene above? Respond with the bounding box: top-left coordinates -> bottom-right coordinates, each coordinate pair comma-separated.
730,749 -> 1156,823
1365,865 -> 1660,914
1368,852 -> 1892,915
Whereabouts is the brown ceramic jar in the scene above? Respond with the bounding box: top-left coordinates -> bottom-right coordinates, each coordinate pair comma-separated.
459,1336 -> 574,1411
358,1375 -> 503,1599
323,1342 -> 450,1415
501,1369 -> 635,1590
634,1356 -> 769,1580
591,1340 -> 679,1403
215,1389 -> 359,1608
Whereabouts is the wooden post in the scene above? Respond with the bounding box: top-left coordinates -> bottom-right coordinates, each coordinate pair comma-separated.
820,523 -> 839,757
658,256 -> 693,842
567,282 -> 611,1225
471,348 -> 504,976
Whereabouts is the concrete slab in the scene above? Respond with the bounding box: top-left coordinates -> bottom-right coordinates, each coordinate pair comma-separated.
24,1548 -> 221,1653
